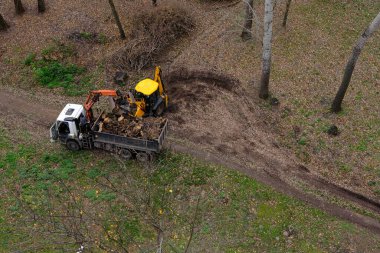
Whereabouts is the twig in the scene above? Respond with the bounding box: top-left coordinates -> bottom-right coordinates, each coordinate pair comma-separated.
184,196 -> 201,253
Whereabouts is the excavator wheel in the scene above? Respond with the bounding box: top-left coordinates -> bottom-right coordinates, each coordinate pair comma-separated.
154,102 -> 165,117
66,140 -> 80,151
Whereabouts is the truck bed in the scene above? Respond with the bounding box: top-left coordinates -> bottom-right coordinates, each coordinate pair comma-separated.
92,119 -> 168,153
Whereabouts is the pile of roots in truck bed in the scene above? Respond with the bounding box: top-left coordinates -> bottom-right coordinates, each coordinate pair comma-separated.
97,113 -> 166,140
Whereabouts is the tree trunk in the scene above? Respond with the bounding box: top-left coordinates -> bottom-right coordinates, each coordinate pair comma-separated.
0,14 -> 10,31
14,0 -> 25,15
331,12 -> 380,113
108,0 -> 126,40
241,0 -> 254,41
259,0 -> 274,99
38,0 -> 46,13
282,0 -> 292,27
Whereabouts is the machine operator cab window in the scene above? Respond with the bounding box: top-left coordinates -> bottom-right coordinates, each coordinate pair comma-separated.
134,78 -> 161,116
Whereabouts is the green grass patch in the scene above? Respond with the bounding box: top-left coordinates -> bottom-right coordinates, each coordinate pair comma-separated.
24,42 -> 96,96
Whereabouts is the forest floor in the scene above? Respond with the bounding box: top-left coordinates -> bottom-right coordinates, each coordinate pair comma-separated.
0,0 -> 380,251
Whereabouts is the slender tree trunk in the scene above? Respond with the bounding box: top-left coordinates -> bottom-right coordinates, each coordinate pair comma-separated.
282,0 -> 292,27
241,0 -> 254,41
38,0 -> 46,13
108,0 -> 126,40
0,14 -> 10,31
331,12 -> 380,113
14,0 -> 26,15
259,0 -> 274,99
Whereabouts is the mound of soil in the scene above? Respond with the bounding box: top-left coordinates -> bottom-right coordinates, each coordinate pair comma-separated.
166,68 -> 240,92
164,69 -> 287,171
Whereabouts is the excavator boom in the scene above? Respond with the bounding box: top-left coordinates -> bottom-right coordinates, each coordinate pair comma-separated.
84,90 -> 118,120
153,66 -> 165,95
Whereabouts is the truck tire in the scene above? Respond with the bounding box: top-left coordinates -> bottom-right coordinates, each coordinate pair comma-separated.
120,149 -> 132,160
66,140 -> 80,151
136,152 -> 149,162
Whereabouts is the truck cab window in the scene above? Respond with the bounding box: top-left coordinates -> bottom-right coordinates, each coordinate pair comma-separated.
58,122 -> 70,135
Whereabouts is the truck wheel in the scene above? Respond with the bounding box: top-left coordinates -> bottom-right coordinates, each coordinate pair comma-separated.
66,140 -> 80,151
154,102 -> 165,117
120,149 -> 132,160
136,152 -> 149,162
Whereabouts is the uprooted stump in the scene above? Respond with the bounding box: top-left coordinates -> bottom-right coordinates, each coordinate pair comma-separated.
112,4 -> 194,70
98,113 -> 166,140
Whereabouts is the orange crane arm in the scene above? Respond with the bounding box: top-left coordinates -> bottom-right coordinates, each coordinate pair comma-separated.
84,90 -> 118,120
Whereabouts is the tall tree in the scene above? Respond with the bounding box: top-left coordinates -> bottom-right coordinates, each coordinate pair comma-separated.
108,0 -> 126,40
0,14 -> 10,31
14,0 -> 25,15
241,0 -> 254,41
282,0 -> 292,27
259,0 -> 274,99
331,12 -> 380,113
38,0 -> 46,13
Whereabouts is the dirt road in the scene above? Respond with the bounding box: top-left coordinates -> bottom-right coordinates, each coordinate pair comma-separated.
1,83 -> 380,234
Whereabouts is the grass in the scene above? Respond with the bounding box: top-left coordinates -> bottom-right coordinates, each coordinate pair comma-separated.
1,127 -> 380,252
23,41 -> 97,96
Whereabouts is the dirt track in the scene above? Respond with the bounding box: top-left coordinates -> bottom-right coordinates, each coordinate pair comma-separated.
1,77 -> 380,234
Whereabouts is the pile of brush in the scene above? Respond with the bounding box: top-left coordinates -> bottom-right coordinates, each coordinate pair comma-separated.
112,3 -> 194,70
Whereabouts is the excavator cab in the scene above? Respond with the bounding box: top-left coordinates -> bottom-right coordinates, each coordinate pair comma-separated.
132,66 -> 168,117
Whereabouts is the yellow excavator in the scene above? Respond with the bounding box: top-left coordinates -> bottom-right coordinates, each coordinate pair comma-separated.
131,66 -> 169,117
85,66 -> 169,120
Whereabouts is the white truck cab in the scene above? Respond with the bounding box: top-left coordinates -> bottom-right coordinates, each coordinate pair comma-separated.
50,104 -> 87,150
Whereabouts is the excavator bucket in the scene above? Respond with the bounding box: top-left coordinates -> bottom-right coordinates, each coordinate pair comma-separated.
135,106 -> 145,118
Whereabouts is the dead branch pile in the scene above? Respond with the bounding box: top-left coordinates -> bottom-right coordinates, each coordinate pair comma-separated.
112,4 -> 194,70
98,114 -> 165,140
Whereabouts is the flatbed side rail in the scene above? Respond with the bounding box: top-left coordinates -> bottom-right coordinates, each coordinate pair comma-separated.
158,119 -> 168,149
94,132 -> 158,152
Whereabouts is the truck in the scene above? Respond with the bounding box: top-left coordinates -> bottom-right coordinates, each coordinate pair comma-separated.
50,67 -> 169,161
50,103 -> 168,161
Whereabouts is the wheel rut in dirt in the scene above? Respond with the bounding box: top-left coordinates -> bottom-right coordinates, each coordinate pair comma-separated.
1,70 -> 380,234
